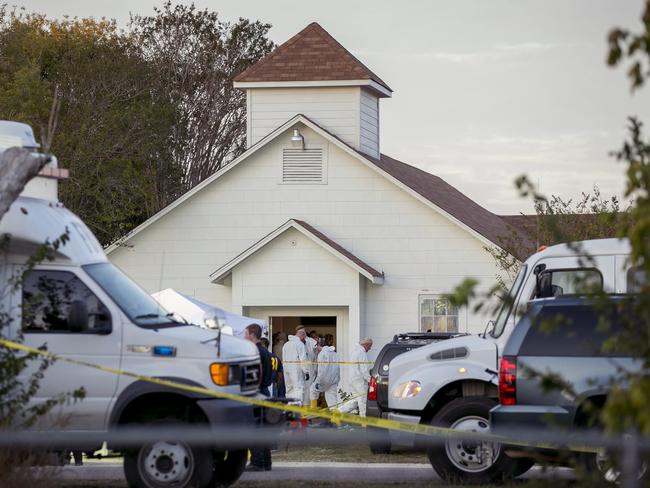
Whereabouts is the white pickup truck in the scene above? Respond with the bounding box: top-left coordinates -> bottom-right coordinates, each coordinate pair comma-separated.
386,238 -> 636,483
0,121 -> 262,488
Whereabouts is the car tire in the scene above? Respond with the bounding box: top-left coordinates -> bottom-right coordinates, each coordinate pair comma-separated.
368,427 -> 392,454
426,397 -> 520,484
123,419 -> 214,488
209,449 -> 248,487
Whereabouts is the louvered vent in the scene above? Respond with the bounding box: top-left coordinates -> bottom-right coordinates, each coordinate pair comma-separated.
282,148 -> 324,184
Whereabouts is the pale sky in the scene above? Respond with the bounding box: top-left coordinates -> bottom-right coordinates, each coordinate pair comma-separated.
17,0 -> 650,215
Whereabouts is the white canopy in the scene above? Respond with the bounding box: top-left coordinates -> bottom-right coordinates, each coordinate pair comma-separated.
151,288 -> 267,337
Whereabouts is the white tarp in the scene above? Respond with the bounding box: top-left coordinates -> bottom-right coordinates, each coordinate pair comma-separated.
151,288 -> 267,337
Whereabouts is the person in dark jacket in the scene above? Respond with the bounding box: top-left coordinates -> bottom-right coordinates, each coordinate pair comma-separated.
244,323 -> 273,471
261,337 -> 285,398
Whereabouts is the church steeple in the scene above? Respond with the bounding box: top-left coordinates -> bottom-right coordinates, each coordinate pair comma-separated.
234,23 -> 391,158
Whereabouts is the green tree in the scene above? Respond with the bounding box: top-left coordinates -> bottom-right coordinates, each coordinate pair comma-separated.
0,6 -> 181,244
597,0 -> 650,438
0,4 -> 274,245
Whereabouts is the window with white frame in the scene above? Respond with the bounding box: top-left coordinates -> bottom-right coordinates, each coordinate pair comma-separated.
419,295 -> 459,333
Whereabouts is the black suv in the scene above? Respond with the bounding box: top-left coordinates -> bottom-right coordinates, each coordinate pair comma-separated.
367,332 -> 463,453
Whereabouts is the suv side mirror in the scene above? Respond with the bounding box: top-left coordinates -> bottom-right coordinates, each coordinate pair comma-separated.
536,272 -> 554,298
68,300 -> 89,332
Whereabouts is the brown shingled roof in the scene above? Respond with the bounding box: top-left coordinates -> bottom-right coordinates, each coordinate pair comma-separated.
209,218 -> 384,284
367,154 -> 535,259
234,22 -> 392,92
292,219 -> 384,279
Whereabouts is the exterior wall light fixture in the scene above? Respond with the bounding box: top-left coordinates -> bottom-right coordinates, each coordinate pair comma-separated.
291,128 -> 304,149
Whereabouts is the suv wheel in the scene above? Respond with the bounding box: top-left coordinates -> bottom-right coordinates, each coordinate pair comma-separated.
368,427 -> 392,454
427,397 -> 520,484
123,419 -> 213,488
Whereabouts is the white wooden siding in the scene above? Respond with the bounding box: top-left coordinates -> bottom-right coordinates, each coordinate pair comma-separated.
109,125 -> 502,361
359,89 -> 380,158
249,87 -> 360,148
231,228 -> 358,307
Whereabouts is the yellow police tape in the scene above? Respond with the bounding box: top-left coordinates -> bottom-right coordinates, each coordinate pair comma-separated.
283,361 -> 372,365
0,337 -> 599,454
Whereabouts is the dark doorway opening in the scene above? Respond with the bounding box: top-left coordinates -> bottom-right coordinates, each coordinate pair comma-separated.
270,316 -> 336,358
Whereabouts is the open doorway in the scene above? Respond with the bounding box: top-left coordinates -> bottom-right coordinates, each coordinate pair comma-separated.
270,316 -> 336,358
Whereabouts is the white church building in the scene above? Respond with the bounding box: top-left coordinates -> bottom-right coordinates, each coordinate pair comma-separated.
107,23 -> 530,362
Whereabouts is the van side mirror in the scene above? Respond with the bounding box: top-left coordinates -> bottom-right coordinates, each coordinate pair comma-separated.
68,300 -> 89,332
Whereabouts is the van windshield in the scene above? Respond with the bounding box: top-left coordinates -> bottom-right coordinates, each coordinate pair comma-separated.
84,263 -> 187,329
490,265 -> 527,339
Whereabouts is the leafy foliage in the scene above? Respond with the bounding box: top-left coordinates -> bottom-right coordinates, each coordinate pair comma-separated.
488,185 -> 626,290
448,2 -> 650,474
607,0 -> 650,91
0,3 -> 273,245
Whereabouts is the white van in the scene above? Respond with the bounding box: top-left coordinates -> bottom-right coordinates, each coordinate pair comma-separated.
386,238 -> 636,483
0,121 -> 261,488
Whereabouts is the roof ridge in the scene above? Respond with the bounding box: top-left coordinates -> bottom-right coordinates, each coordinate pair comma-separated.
234,22 -> 391,91
379,153 -> 502,218
308,23 -> 390,89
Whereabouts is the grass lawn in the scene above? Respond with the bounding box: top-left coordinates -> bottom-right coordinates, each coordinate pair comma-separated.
272,444 -> 428,464
80,444 -> 429,465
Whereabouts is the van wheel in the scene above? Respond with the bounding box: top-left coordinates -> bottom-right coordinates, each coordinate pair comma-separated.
209,449 -> 248,487
427,397 -> 520,484
123,420 -> 213,488
513,457 -> 535,477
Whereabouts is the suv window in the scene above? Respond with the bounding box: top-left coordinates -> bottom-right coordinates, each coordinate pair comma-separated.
519,304 -> 626,357
23,270 -> 111,333
378,347 -> 416,375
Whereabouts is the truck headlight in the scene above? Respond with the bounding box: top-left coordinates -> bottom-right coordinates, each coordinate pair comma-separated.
210,363 -> 237,386
392,381 -> 422,399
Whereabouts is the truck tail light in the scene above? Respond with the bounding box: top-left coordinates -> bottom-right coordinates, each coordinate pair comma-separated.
498,356 -> 517,405
368,376 -> 377,401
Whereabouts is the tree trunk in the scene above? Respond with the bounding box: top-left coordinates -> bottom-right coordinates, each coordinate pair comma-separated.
0,148 -> 51,220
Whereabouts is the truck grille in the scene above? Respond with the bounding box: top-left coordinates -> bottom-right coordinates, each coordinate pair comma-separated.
241,363 -> 261,391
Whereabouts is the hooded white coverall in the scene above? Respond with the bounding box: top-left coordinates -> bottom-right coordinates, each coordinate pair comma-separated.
302,336 -> 318,405
309,346 -> 341,407
282,335 -> 308,404
339,343 -> 371,416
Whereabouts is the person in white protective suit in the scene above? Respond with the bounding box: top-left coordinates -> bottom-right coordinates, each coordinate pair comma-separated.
338,337 -> 373,417
301,328 -> 318,406
309,334 -> 340,408
282,328 -> 308,404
